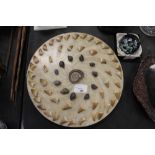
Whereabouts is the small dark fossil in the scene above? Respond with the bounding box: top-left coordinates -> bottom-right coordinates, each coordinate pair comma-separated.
60,88 -> 70,94
92,71 -> 98,77
91,84 -> 98,90
89,62 -> 95,67
68,56 -> 73,62
53,80 -> 61,86
59,61 -> 65,68
84,93 -> 90,100
70,92 -> 76,100
79,55 -> 84,62
54,69 -> 59,75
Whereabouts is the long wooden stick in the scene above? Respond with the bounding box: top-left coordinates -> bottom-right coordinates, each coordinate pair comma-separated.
10,27 -> 22,101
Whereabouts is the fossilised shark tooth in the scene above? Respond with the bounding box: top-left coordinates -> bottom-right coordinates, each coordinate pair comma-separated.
110,99 -> 116,107
80,34 -> 87,39
40,79 -> 48,87
29,63 -> 36,71
111,56 -> 118,62
99,91 -> 104,98
100,58 -> 106,64
33,56 -> 39,64
78,106 -> 85,113
116,72 -> 122,79
96,40 -> 102,45
37,104 -> 46,110
68,120 -> 75,126
52,112 -> 59,121
72,34 -> 79,40
115,81 -> 121,88
44,89 -> 53,96
77,46 -> 85,52
104,80 -> 109,88
114,91 -> 121,99
38,49 -> 44,56
43,44 -> 47,51
79,117 -> 86,125
115,64 -> 121,71
89,49 -> 98,56
34,96 -> 41,103
60,116 -> 68,125
87,36 -> 94,42
56,36 -> 63,42
31,89 -> 38,97
67,45 -> 73,51
49,39 -> 54,46
107,50 -> 114,55
92,102 -> 98,110
49,56 -> 53,63
62,103 -> 72,110
64,34 -> 70,40
43,65 -> 48,73
28,80 -> 35,88
44,111 -> 52,117
58,45 -> 63,52
50,98 -> 60,104
92,113 -> 97,121
97,112 -> 104,120
105,70 -> 112,76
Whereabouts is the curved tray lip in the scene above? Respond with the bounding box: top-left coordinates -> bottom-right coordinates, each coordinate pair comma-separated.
26,32 -> 124,128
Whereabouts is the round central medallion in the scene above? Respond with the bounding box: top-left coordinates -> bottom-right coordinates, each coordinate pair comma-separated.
69,69 -> 84,84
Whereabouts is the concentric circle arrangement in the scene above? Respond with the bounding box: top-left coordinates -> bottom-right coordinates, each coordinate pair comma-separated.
27,32 -> 124,127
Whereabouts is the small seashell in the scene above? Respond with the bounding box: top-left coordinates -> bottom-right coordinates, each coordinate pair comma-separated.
100,58 -> 106,64
37,104 -> 46,110
92,102 -> 98,110
33,56 -> 39,64
50,98 -> 59,104
84,93 -> 90,100
58,45 -> 63,52
105,70 -> 112,76
78,106 -> 85,113
110,99 -> 115,107
59,61 -> 65,68
97,112 -> 104,120
104,80 -> 109,88
77,46 -> 85,52
43,65 -> 48,73
91,84 -> 98,90
99,91 -> 104,98
40,79 -> 48,87
79,55 -> 84,62
64,34 -> 70,40
31,89 -> 38,97
44,89 -> 53,96
38,49 -> 43,56
43,44 -> 47,51
29,63 -> 36,71
49,56 -> 53,63
89,49 -> 97,56
56,36 -> 63,42
53,80 -> 61,86
72,34 -> 79,40
80,34 -> 87,39
114,91 -> 121,99
60,116 -> 68,125
79,117 -> 86,125
96,40 -> 102,45
60,88 -> 70,95
62,103 -> 72,110
49,39 -> 54,46
67,45 -> 73,51
34,96 -> 41,103
87,36 -> 94,42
